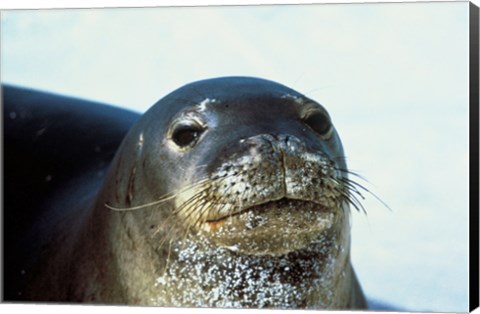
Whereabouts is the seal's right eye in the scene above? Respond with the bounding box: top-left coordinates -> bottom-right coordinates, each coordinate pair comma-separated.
171,124 -> 204,148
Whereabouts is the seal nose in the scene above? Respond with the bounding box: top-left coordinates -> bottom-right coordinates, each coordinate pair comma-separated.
239,133 -> 306,159
241,133 -> 331,202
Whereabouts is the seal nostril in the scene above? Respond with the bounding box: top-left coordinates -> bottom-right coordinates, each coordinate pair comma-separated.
276,134 -> 304,153
273,134 -> 290,145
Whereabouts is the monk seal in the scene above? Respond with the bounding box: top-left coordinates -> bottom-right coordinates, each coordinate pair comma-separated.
3,77 -> 367,308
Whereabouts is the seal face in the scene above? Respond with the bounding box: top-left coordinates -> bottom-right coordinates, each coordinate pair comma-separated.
177,133 -> 343,256
6,77 -> 367,308
101,77 -> 365,308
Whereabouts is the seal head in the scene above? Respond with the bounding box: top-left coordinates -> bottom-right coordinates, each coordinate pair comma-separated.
100,77 -> 365,308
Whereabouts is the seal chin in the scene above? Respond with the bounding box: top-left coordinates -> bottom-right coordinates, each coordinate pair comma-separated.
200,198 -> 337,256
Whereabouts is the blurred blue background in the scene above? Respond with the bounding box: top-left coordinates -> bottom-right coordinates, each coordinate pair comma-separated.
1,2 -> 470,312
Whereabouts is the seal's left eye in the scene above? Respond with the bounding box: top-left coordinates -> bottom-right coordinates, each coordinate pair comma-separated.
303,111 -> 332,139
172,124 -> 204,148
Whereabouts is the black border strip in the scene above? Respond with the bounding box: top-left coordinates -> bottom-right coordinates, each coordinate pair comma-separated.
470,1 -> 479,312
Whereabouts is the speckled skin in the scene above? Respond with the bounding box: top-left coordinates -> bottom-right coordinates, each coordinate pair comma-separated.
4,77 -> 367,308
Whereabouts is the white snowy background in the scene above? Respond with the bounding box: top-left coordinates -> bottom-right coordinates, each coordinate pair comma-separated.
1,1 -> 471,312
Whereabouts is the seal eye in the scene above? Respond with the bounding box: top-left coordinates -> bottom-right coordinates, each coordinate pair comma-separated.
172,124 -> 203,148
303,111 -> 332,138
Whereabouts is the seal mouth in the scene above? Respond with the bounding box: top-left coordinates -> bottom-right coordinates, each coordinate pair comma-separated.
203,197 -> 330,232
200,197 -> 336,255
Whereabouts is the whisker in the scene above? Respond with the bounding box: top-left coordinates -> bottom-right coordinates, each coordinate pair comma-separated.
175,192 -> 209,220
152,193 -> 210,253
333,177 -> 366,214
338,176 -> 391,212
105,178 -> 210,211
344,191 -> 367,214
177,199 -> 212,252
154,192 -> 206,240
336,168 -> 369,183
160,238 -> 174,277
105,195 -> 176,211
